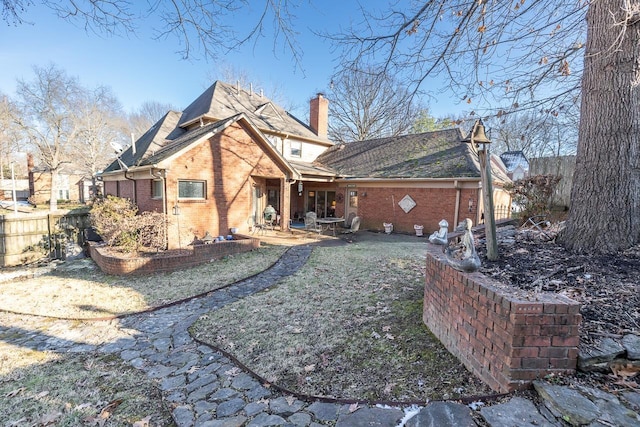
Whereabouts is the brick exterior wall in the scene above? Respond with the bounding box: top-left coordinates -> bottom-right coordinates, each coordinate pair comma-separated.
340,185 -> 480,235
88,235 -> 260,275
423,244 -> 581,393
102,123 -> 287,249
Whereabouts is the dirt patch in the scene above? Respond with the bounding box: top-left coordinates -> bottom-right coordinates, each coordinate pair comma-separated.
0,246 -> 287,318
192,238 -> 494,402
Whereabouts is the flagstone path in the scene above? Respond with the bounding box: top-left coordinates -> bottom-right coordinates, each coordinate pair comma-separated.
1,244 -> 640,426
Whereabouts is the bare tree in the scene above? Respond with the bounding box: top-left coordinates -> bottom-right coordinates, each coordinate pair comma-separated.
487,109 -> 579,159
74,85 -> 125,193
335,1 -> 638,254
127,100 -> 176,141
328,67 -> 421,143
558,0 -> 640,253
13,64 -> 83,211
0,93 -> 27,178
2,1 -> 303,63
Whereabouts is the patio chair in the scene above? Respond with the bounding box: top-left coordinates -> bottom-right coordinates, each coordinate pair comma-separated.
339,212 -> 356,230
304,212 -> 323,237
341,216 -> 361,234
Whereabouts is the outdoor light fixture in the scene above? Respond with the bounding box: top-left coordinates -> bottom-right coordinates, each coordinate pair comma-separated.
172,204 -> 180,215
298,181 -> 303,196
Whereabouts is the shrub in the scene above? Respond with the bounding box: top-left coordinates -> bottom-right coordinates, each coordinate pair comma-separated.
90,196 -> 139,252
137,211 -> 168,252
504,174 -> 561,223
90,196 -> 168,253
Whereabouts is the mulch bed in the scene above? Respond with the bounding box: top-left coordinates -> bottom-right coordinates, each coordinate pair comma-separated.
476,223 -> 640,388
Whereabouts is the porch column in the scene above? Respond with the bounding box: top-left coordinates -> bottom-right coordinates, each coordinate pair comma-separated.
280,179 -> 291,231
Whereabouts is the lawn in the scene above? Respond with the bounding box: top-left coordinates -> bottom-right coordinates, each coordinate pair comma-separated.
191,238 -> 493,402
0,246 -> 288,318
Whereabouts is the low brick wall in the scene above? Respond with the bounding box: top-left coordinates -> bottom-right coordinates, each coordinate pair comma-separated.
423,244 -> 581,393
88,235 -> 260,275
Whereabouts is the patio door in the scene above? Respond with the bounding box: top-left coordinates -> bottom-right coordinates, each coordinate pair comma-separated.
306,190 -> 336,218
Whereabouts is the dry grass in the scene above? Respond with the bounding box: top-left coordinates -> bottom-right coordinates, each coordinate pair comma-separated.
0,246 -> 287,319
0,343 -> 174,426
192,239 -> 493,402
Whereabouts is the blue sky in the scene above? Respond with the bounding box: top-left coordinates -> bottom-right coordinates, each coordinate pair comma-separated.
0,1 -> 461,121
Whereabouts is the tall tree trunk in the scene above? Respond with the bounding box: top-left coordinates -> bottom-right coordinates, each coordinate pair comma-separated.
49,169 -> 59,211
559,0 -> 640,253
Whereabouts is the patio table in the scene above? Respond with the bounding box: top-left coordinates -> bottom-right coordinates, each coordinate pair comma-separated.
316,217 -> 345,236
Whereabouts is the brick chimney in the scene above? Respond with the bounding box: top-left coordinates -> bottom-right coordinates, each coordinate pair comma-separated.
309,93 -> 329,138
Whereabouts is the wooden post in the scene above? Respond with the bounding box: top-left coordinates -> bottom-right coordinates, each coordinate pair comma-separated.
479,148 -> 499,261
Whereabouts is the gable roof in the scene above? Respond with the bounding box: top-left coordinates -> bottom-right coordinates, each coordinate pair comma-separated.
103,110 -> 184,173
499,151 -> 529,172
315,128 -> 484,179
103,113 -> 299,180
178,81 -> 332,145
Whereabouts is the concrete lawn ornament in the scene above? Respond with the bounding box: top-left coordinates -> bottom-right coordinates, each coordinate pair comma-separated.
445,218 -> 481,272
428,219 -> 449,246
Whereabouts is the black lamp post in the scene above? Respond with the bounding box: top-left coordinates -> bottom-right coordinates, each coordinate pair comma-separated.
462,119 -> 499,261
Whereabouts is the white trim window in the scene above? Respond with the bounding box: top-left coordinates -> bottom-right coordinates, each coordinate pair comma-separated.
290,140 -> 302,157
178,180 -> 206,199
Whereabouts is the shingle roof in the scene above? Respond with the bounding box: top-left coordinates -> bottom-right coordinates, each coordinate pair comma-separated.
103,110 -> 184,172
499,151 -> 529,172
178,81 -> 331,144
315,128 -> 483,179
138,116 -> 238,166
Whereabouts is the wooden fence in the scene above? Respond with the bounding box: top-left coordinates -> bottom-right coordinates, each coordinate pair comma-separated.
0,209 -> 91,267
530,155 -> 576,208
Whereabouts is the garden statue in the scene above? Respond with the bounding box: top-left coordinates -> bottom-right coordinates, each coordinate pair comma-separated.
428,219 -> 449,245
444,218 -> 481,272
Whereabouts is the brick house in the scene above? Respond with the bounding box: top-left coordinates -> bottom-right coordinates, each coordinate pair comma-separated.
315,130 -> 511,234
100,80 -> 511,248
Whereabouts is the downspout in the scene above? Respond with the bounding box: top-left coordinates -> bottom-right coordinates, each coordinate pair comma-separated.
151,168 -> 168,248
123,170 -> 136,204
454,180 -> 461,228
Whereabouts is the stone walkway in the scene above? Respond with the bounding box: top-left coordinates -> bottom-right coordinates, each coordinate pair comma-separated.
1,243 -> 640,426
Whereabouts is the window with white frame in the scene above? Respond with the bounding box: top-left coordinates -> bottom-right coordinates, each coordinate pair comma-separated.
178,180 -> 206,199
151,180 -> 163,199
290,140 -> 302,157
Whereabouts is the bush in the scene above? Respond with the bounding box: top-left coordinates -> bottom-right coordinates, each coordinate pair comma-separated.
504,174 -> 561,223
90,196 -> 139,252
90,196 -> 168,253
137,211 -> 168,252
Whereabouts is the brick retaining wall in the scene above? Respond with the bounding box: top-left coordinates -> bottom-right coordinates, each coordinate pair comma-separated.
423,244 -> 581,392
88,235 -> 260,275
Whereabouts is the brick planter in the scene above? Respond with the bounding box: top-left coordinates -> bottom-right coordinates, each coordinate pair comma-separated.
88,235 -> 260,275
423,244 -> 581,393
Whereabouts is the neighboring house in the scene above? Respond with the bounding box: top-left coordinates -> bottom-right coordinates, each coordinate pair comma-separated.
0,178 -> 29,201
100,80 -> 511,248
499,151 -> 529,180
29,167 -> 83,205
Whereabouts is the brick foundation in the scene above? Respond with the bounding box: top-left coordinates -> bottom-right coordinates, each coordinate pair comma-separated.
423,244 -> 581,392
88,235 -> 260,275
